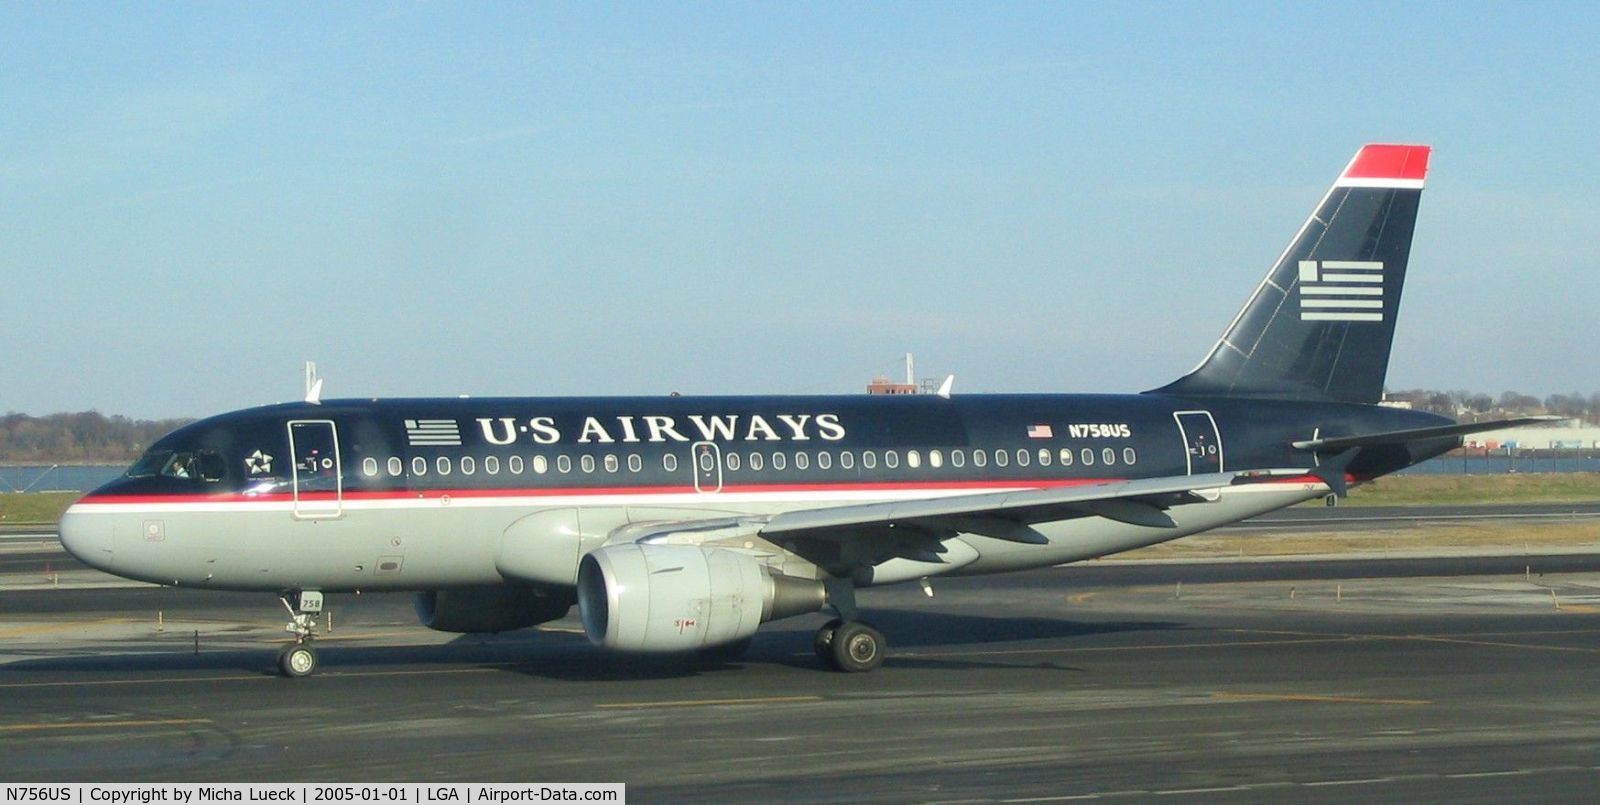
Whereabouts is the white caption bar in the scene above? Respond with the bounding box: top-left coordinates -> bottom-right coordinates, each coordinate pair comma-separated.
1,785 -> 624,805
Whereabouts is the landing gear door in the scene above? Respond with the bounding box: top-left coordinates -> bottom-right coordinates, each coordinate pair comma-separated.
691,441 -> 723,493
1173,411 -> 1224,496
288,420 -> 343,519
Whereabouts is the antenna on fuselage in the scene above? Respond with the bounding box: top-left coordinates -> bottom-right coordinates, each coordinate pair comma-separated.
304,361 -> 323,405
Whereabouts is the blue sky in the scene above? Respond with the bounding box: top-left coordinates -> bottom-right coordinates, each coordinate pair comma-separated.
3,2 -> 1596,418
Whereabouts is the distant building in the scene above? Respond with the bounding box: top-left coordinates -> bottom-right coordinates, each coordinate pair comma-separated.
1463,423 -> 1600,450
867,376 -> 918,395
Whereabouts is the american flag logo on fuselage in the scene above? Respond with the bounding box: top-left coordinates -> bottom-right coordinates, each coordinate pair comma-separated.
405,419 -> 462,446
1297,260 -> 1383,322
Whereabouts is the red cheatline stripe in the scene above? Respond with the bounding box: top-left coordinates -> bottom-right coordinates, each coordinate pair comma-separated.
74,478 -> 1130,505
1342,144 -> 1431,181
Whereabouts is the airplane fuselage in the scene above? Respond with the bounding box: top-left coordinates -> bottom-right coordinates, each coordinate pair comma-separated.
61,392 -> 1455,593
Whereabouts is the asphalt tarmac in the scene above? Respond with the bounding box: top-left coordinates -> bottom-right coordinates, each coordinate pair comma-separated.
5,516 -> 1600,801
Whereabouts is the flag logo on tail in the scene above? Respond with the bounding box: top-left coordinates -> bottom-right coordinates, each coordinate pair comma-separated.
1298,260 -> 1384,322
406,419 -> 462,446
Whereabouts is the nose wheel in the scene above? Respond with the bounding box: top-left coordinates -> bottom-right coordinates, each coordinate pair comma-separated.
278,590 -> 324,678
277,643 -> 319,677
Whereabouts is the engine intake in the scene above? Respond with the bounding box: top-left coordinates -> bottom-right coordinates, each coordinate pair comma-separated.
577,544 -> 826,653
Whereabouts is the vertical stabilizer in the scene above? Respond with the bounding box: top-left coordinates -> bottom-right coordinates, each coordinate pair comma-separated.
1150,144 -> 1431,404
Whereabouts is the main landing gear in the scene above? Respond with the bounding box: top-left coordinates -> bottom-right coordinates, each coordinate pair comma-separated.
812,579 -> 887,672
277,590 -> 323,678
813,618 -> 886,672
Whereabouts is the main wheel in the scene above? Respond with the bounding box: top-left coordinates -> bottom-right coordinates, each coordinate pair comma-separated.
813,618 -> 843,669
278,645 -> 318,678
829,621 -> 886,673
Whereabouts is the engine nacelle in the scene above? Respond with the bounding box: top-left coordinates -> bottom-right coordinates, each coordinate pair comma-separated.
415,584 -> 573,633
577,544 -> 826,653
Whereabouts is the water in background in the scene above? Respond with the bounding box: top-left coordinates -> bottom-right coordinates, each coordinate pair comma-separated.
0,465 -> 127,493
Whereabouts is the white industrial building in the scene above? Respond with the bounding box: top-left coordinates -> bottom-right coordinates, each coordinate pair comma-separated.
1462,421 -> 1600,450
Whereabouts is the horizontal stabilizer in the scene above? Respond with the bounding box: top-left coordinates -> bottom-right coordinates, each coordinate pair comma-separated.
1291,416 -> 1565,452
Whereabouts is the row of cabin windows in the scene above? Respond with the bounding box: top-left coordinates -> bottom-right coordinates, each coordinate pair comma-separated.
358,446 -> 1139,479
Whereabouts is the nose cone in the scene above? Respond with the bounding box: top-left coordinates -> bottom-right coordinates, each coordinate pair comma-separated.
59,502 -> 114,569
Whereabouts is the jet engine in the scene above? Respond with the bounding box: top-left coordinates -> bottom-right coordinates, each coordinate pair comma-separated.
415,584 -> 574,633
576,543 -> 826,652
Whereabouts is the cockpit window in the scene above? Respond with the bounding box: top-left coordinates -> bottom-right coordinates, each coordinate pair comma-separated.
126,449 -> 226,483
127,450 -> 173,478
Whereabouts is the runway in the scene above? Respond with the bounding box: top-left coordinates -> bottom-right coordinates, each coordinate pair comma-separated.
6,534 -> 1600,800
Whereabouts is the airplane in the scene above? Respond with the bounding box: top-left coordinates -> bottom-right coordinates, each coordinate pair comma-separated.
59,143 -> 1551,678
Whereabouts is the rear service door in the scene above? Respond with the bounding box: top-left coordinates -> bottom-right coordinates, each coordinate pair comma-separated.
288,420 -> 343,518
1173,411 -> 1224,475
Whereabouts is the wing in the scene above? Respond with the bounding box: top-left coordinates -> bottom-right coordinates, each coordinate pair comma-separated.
631,470 -> 1285,578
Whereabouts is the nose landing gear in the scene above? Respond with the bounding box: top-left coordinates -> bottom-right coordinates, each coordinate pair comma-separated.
277,590 -> 323,678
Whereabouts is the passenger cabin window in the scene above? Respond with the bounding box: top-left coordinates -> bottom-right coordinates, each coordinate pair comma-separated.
907,450 -> 921,469
1081,448 -> 1095,466
884,451 -> 899,469
994,450 -> 1009,467
1123,447 -> 1137,465
1060,448 -> 1074,466
485,456 -> 500,475
510,456 -> 525,474
388,457 -> 404,476
748,452 -> 764,471
461,456 -> 476,475
581,455 -> 596,473
628,454 -> 643,472
663,454 -> 679,472
1102,448 -> 1116,466
839,451 -> 854,469
862,452 -> 877,469
772,453 -> 787,470
930,450 -> 943,468
1015,449 -> 1029,467
362,458 -> 378,477
973,450 -> 987,468
952,450 -> 965,468
794,452 -> 810,470
726,453 -> 741,471
1038,449 -> 1051,467
817,452 -> 832,470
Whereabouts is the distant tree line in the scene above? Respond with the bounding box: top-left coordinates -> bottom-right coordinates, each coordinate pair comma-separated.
1384,389 -> 1600,424
0,411 -> 194,463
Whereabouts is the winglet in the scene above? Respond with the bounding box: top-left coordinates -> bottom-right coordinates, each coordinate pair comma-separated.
1336,143 -> 1431,189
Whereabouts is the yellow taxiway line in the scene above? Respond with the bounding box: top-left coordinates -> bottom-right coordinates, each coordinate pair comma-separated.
1212,692 -> 1430,706
596,695 -> 823,710
0,718 -> 212,733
